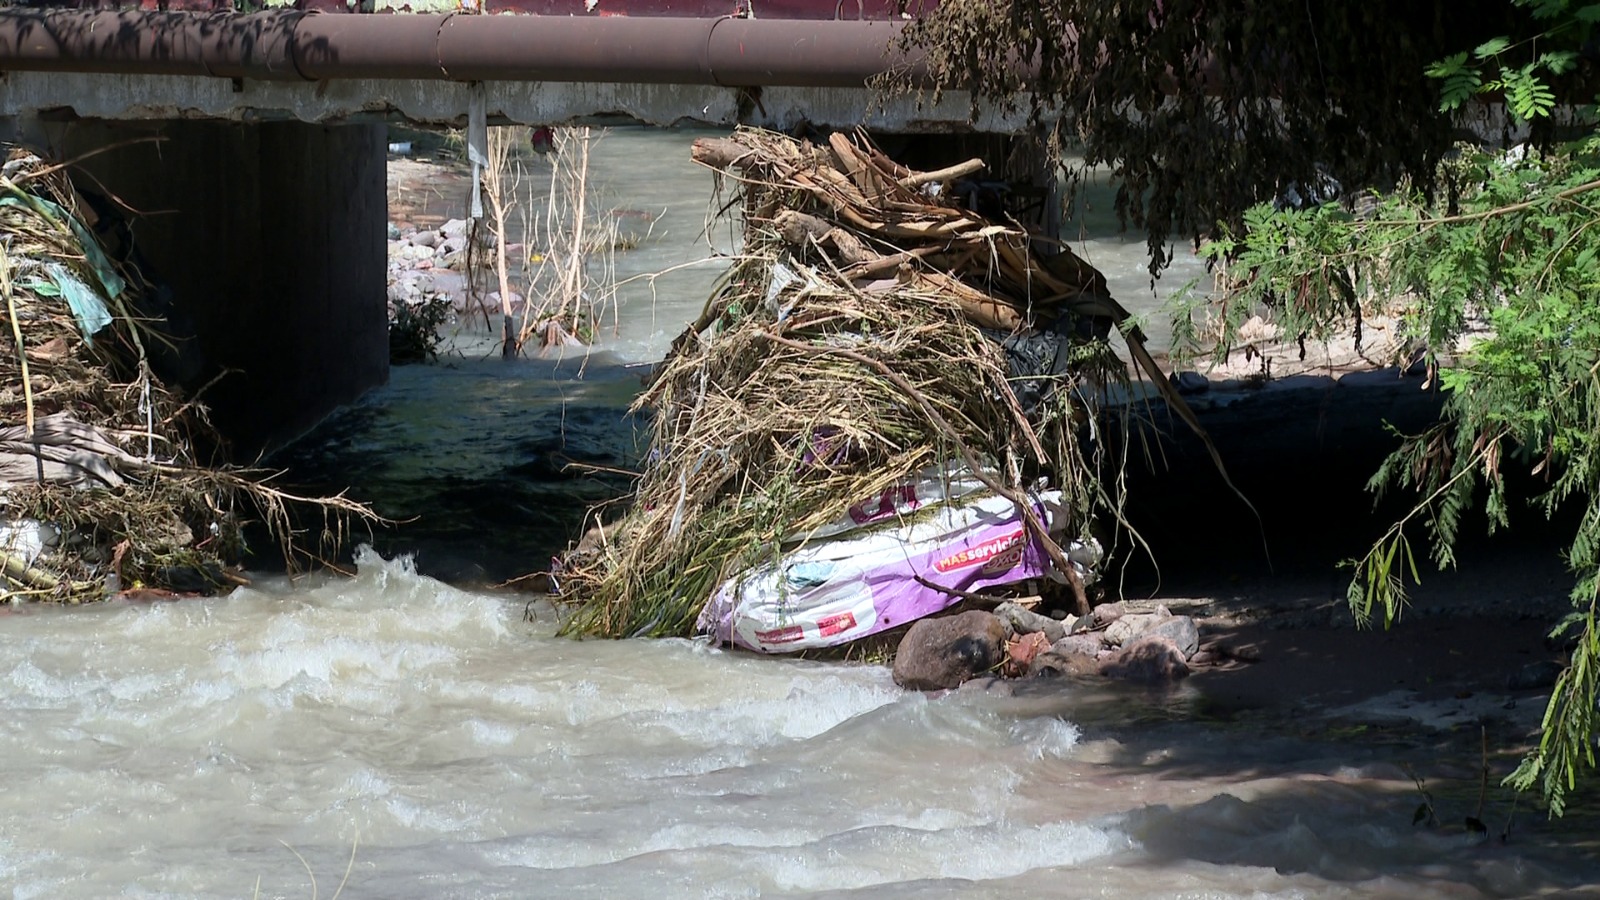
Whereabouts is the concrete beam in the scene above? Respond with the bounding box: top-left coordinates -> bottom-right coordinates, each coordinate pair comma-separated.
0,71 -> 1030,133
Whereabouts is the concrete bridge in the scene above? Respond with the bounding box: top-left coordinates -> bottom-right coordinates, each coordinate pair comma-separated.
0,5 -> 1025,455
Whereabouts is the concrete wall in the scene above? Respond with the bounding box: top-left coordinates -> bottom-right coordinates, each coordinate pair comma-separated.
60,119 -> 389,459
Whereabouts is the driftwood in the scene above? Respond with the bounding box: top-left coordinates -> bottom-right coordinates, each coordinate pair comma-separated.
692,131 -> 1108,330
900,158 -> 985,189
691,129 -> 1245,523
772,210 -> 873,266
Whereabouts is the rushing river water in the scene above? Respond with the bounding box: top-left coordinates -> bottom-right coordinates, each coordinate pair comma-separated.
4,129 -> 1598,898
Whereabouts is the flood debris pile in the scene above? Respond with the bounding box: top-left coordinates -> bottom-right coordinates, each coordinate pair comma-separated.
554,128 -> 1175,660
0,148 -> 373,603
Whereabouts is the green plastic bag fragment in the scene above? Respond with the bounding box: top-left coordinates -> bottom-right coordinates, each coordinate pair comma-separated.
22,263 -> 113,345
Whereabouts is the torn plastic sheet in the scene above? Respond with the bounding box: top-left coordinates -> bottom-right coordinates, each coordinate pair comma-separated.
24,262 -> 112,345
0,192 -> 125,301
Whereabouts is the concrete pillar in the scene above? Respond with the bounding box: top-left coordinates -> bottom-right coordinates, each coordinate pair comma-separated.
58,118 -> 389,459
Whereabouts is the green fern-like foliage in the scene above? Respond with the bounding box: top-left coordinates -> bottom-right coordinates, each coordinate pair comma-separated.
1424,0 -> 1598,120
1192,137 -> 1600,814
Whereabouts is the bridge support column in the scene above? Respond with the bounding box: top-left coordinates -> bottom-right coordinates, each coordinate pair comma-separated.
58,118 -> 389,459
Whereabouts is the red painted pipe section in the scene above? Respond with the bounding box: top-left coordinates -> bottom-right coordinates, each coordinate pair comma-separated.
0,8 -> 925,87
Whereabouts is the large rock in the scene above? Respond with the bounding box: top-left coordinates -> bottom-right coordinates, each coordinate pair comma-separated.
1507,659 -> 1564,691
1138,616 -> 1200,659
893,611 -> 1007,691
1100,637 -> 1191,683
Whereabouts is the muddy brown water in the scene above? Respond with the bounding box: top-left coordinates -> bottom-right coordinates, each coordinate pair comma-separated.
2,128 -> 1597,897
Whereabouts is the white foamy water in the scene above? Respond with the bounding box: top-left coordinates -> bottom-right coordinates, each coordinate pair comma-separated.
1,550 -> 1592,898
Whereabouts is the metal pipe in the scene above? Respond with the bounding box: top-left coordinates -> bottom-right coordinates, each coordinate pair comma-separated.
0,8 -> 922,87
0,10 -> 304,80
435,15 -> 717,84
707,19 -> 919,87
292,13 -> 448,81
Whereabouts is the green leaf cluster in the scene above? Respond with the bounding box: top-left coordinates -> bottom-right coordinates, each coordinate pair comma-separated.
1425,0 -> 1599,120
1180,0 -> 1600,814
1194,137 -> 1600,815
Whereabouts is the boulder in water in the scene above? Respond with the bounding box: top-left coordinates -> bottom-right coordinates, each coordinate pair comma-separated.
893,611 -> 1006,690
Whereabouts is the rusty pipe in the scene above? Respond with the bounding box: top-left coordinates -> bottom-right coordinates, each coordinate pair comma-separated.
0,9 -> 303,80
433,15 -> 717,84
0,8 -> 924,87
706,18 -> 917,87
291,13 -> 449,81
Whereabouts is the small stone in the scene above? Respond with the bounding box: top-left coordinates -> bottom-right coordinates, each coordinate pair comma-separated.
387,222 -> 401,240
1100,637 -> 1191,683
892,611 -> 1007,691
1091,601 -> 1127,627
1050,633 -> 1105,658
1029,650 -> 1101,678
1171,371 -> 1210,395
440,218 -> 469,239
994,601 -> 1066,642
1238,314 -> 1279,342
1507,659 -> 1565,691
1005,631 -> 1053,675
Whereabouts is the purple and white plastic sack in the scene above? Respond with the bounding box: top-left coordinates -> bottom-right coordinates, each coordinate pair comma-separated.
696,488 -> 1092,653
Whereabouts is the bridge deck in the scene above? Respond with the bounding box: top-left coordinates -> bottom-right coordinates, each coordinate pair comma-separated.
0,5 -> 1013,132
